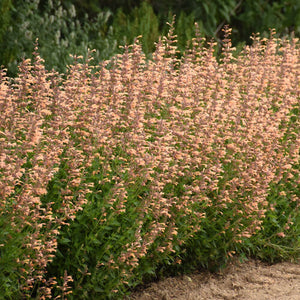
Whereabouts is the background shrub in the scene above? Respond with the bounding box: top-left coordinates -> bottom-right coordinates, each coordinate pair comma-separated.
0,0 -> 117,76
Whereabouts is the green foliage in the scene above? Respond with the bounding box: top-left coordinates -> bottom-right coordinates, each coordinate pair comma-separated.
0,0 -> 12,49
0,0 -> 117,76
113,1 -> 159,55
174,11 -> 197,51
0,0 -> 14,71
191,0 -> 237,37
231,0 -> 300,44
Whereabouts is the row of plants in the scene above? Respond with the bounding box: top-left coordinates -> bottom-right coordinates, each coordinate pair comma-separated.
0,24 -> 299,298
1,0 -> 300,76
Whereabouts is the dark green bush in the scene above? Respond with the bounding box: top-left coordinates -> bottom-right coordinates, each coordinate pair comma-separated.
112,1 -> 160,55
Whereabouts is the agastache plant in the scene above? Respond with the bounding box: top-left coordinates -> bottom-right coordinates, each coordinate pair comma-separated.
0,24 -> 299,298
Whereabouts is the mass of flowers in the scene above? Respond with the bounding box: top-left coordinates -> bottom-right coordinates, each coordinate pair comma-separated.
0,25 -> 299,298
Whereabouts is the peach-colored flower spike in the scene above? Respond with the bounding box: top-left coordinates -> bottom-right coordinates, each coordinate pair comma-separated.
0,24 -> 299,297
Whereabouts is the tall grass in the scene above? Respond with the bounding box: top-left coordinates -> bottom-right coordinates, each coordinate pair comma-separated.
0,24 -> 299,298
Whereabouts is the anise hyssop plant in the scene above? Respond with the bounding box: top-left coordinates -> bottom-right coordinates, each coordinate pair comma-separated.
0,26 -> 299,298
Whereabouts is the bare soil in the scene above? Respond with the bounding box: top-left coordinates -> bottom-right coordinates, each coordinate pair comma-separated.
129,258 -> 300,300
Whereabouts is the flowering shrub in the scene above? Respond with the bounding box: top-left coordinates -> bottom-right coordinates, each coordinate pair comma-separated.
0,25 -> 299,298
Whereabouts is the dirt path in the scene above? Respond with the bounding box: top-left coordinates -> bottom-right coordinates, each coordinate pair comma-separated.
129,259 -> 300,300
